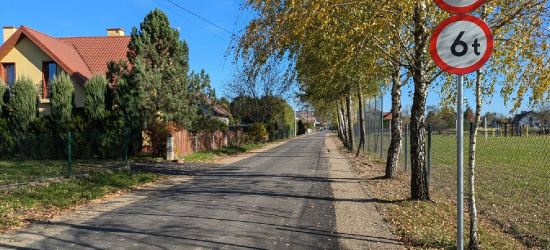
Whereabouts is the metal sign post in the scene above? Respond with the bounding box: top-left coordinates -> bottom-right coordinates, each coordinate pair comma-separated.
457,74 -> 464,249
430,3 -> 492,248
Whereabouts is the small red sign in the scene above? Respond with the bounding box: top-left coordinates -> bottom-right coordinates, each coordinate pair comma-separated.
434,0 -> 486,14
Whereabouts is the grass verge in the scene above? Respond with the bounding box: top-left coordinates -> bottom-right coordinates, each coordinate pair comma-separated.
335,136 -> 526,249
0,169 -> 164,234
181,143 -> 266,162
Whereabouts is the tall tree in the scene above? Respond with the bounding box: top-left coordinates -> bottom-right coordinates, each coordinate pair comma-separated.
466,2 -> 550,248
127,8 -> 196,129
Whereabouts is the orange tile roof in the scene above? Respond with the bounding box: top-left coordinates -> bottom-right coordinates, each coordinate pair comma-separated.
59,36 -> 130,77
0,26 -> 130,85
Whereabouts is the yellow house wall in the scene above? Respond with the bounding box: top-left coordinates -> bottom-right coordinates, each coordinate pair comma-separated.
1,36 -> 86,117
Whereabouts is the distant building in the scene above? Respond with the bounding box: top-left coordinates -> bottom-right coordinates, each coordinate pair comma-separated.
295,111 -> 321,127
514,111 -> 541,127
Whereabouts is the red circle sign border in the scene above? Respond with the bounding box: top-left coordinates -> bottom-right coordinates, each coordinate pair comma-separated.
430,15 -> 493,75
434,0 -> 487,14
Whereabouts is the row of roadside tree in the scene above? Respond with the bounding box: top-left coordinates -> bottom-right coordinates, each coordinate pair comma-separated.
232,1 -> 550,248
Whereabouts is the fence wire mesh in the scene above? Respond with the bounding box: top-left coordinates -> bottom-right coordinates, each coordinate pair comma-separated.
354,99 -> 550,247
0,131 -> 130,187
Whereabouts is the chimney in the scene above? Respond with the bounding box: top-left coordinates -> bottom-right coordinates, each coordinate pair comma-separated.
107,28 -> 125,36
3,26 -> 17,42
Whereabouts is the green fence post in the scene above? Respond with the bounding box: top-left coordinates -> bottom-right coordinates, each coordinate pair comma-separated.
68,132 -> 72,176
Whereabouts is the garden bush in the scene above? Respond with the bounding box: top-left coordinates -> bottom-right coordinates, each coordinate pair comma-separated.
10,76 -> 37,133
0,81 -> 8,118
50,72 -> 74,130
247,123 -> 268,143
85,74 -> 108,124
99,111 -> 126,159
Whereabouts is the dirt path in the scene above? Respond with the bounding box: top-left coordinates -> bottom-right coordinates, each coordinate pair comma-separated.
325,134 -> 402,249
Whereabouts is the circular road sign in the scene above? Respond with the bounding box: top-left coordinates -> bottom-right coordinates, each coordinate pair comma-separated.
434,0 -> 486,14
430,15 -> 493,75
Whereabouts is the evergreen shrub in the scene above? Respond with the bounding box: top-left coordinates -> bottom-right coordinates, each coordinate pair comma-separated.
50,72 -> 74,130
10,76 -> 37,133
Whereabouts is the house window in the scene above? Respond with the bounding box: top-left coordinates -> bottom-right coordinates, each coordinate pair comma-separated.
42,62 -> 57,99
1,63 -> 15,88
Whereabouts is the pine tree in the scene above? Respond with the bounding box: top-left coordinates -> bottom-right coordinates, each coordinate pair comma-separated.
10,76 -> 37,133
84,74 -> 108,123
127,8 -> 196,129
50,72 -> 74,130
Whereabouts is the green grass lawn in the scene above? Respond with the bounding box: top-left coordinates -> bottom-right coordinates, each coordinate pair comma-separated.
0,159 -> 127,185
359,132 -> 550,248
0,169 -> 163,234
429,134 -> 550,248
181,143 -> 266,162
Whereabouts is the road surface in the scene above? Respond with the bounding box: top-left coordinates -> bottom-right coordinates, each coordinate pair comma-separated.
0,133 -> 400,249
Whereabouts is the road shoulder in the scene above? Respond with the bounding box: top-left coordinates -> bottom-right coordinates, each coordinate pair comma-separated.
324,134 -> 402,249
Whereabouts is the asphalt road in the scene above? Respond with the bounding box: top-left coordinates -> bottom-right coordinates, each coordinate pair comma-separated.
3,133 -> 341,249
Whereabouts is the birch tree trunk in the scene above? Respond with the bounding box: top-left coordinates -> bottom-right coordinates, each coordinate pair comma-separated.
410,1 -> 430,200
339,99 -> 349,148
386,62 -> 403,178
356,86 -> 366,157
337,102 -> 344,142
346,94 -> 354,151
468,69 -> 482,249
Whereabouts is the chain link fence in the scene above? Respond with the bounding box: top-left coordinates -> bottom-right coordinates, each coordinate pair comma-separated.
354,98 -> 550,247
0,131 -> 130,187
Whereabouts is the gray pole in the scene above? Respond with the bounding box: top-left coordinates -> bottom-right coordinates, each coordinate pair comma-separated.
405,124 -> 408,173
457,74 -> 464,250
367,100 -> 371,151
293,98 -> 297,137
484,116 -> 487,141
428,123 -> 432,189
374,98 -> 378,152
380,96 -> 384,159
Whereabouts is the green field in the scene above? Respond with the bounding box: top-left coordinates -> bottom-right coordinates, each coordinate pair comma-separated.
428,134 -> 550,247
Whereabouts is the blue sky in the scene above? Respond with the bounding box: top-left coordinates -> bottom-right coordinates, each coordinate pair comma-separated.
0,0 -> 244,99
0,0 -> 528,116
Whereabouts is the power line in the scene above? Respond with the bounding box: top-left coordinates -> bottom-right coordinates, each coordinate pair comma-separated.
153,0 -> 229,42
164,0 -> 236,37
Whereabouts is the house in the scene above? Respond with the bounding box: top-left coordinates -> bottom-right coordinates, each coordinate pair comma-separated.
0,25 -> 130,117
514,111 -> 541,127
0,25 -> 231,119
295,111 -> 321,127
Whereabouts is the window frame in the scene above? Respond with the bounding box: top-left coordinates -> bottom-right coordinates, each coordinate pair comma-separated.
1,62 -> 16,87
42,61 -> 57,99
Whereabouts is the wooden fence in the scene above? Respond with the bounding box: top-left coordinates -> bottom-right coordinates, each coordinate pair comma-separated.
172,127 -> 245,156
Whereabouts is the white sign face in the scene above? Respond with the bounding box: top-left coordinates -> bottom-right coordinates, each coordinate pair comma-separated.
434,0 -> 486,13
430,15 -> 493,75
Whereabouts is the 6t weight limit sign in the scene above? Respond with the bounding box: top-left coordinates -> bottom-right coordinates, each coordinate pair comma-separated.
430,15 -> 493,75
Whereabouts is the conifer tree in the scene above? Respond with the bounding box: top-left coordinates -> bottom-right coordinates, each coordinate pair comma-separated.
50,72 -> 74,130
127,8 -> 196,129
84,74 -> 108,123
107,59 -> 143,154
10,76 -> 37,133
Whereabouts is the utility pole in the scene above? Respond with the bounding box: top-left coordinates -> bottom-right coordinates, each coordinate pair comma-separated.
293,98 -> 297,136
